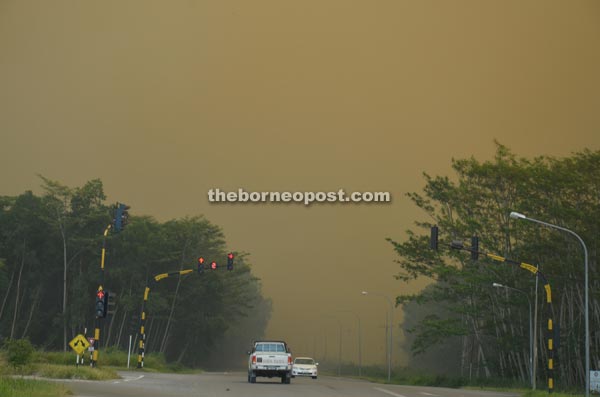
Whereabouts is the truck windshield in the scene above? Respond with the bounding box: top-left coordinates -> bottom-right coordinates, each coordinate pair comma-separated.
255,343 -> 286,352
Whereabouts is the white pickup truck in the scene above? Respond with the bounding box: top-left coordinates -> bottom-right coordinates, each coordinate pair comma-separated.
247,340 -> 293,384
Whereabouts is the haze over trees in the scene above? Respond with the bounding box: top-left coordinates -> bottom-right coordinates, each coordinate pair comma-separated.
389,143 -> 599,388
0,177 -> 271,368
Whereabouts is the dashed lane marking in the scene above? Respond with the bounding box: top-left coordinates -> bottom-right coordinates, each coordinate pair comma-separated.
374,386 -> 407,397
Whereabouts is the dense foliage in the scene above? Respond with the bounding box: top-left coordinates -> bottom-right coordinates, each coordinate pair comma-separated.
0,177 -> 271,368
389,144 -> 599,389
4,338 -> 34,370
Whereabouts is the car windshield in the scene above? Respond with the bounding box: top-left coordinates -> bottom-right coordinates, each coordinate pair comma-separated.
255,343 -> 286,352
294,358 -> 314,365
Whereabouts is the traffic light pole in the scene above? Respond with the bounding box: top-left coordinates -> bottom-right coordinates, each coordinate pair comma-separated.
137,269 -> 194,369
135,254 -> 233,369
480,252 -> 555,394
92,224 -> 111,367
442,236 -> 556,394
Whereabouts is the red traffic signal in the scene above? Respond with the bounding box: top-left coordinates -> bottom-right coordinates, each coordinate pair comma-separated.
210,261 -> 217,270
95,289 -> 107,318
227,253 -> 234,271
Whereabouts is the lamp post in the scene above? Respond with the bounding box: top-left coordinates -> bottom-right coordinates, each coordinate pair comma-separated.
337,318 -> 342,377
362,291 -> 393,382
510,211 -> 589,397
493,282 -> 533,388
338,310 -> 362,377
322,315 -> 343,376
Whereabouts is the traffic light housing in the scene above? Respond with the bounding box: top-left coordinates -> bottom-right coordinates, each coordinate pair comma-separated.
95,289 -> 108,318
430,226 -> 438,250
471,236 -> 479,260
227,253 -> 234,271
210,261 -> 217,270
198,257 -> 205,274
113,203 -> 131,232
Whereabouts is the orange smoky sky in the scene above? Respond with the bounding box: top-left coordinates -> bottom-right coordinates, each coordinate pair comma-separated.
1,1 -> 599,365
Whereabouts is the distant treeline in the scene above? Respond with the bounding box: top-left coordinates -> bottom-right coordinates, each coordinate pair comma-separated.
390,143 -> 599,389
0,177 -> 271,368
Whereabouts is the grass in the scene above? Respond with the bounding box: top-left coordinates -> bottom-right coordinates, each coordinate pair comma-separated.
0,377 -> 71,397
0,348 -> 120,397
520,391 -> 584,397
319,362 -> 587,396
463,386 -> 584,397
2,348 -> 200,376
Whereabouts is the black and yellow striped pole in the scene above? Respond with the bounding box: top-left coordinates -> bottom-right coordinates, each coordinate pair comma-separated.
137,286 -> 150,369
137,269 -> 194,369
433,228 -> 556,393
484,253 -> 555,394
92,224 -> 111,367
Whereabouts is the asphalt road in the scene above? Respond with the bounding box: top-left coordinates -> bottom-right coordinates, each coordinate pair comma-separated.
61,371 -> 521,397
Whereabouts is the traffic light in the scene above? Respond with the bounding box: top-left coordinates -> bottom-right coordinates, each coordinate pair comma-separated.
106,291 -> 115,315
113,203 -> 131,232
210,261 -> 217,270
430,226 -> 438,250
95,289 -> 107,318
198,257 -> 205,274
471,236 -> 479,260
227,253 -> 234,271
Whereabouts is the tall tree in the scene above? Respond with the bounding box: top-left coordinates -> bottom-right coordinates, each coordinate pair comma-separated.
388,144 -> 599,387
38,176 -> 109,351
0,178 -> 271,367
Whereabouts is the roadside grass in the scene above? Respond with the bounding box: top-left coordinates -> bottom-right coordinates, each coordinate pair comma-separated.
2,347 -> 201,377
36,364 -> 118,380
319,362 -> 584,396
0,346 -> 202,397
464,386 -> 583,397
0,377 -> 71,397
520,391 -> 583,397
0,362 -> 118,380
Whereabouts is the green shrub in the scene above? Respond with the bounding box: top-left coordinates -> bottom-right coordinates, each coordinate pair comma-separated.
3,339 -> 35,371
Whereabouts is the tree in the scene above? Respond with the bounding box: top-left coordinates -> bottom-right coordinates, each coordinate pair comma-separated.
38,176 -> 110,351
388,143 -> 599,387
0,178 -> 271,368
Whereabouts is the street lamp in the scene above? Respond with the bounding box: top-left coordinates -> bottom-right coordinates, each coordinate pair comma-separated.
338,310 -> 362,377
322,315 -> 343,377
362,290 -> 393,382
510,211 -> 590,397
493,282 -> 533,388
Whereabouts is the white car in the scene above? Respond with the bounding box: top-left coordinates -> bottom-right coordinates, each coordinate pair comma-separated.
291,357 -> 318,379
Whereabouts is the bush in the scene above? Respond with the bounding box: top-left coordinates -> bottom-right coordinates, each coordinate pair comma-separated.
4,338 -> 35,371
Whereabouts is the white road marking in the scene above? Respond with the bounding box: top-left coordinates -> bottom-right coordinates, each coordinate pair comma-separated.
420,393 -> 440,396
124,375 -> 145,382
114,374 -> 145,383
374,386 -> 407,397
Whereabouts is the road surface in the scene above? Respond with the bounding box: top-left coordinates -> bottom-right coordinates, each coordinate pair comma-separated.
61,371 -> 520,397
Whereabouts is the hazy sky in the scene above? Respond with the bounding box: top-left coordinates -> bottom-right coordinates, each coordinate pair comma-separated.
1,1 -> 599,365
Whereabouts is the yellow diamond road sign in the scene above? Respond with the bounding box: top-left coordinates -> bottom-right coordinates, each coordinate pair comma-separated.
69,334 -> 90,355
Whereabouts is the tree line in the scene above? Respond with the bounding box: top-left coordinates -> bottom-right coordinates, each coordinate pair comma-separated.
389,143 -> 599,389
0,177 -> 271,368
